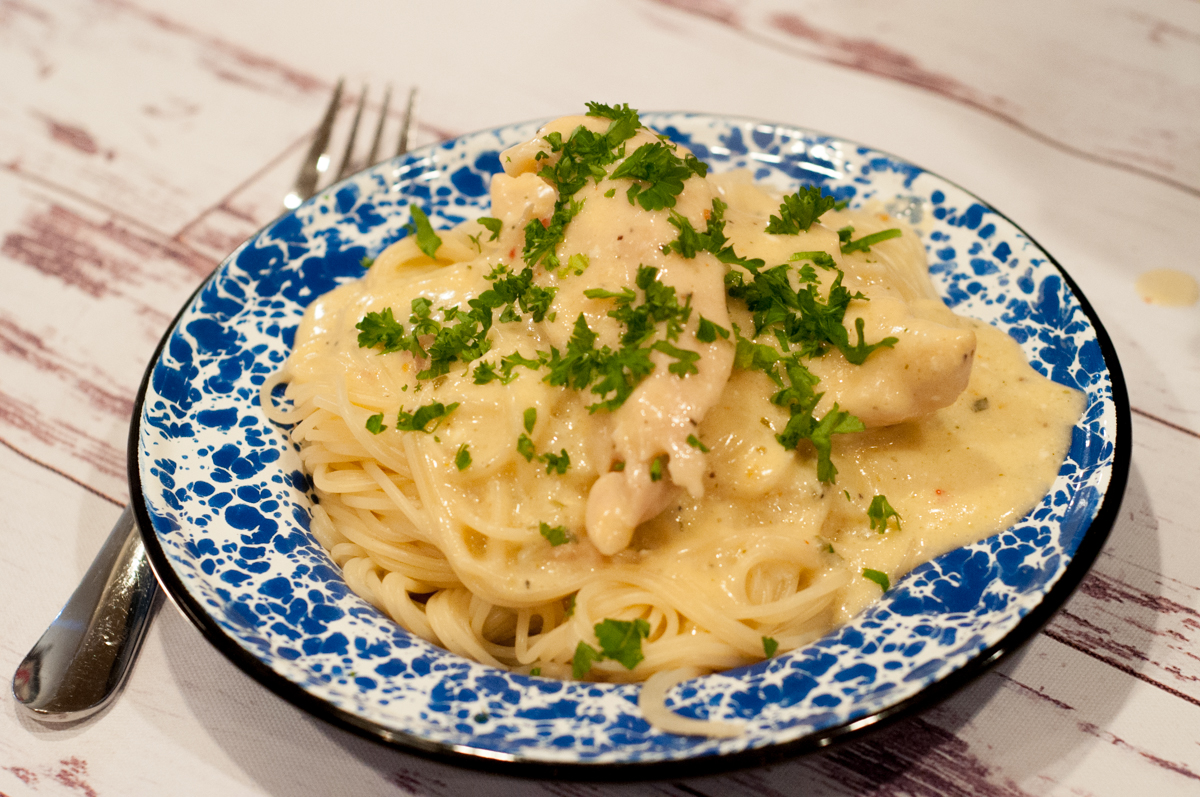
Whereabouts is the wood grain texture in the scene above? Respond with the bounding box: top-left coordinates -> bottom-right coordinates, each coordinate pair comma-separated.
1,0 -> 1199,795
652,0 -> 1200,197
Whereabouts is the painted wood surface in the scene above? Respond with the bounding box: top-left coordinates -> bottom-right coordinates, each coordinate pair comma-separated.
1,0 -> 1198,794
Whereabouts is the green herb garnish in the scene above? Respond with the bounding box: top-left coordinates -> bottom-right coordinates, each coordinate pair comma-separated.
867,495 -> 902,532
539,449 -> 570,475
862,568 -> 890,592
477,216 -> 502,240
539,522 -> 573,546
517,433 -> 536,462
765,186 -> 838,234
395,402 -> 459,432
455,444 -> 472,471
406,204 -> 442,259
365,413 -> 386,434
840,227 -> 902,254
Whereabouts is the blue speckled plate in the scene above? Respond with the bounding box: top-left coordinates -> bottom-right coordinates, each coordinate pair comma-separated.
131,113 -> 1129,778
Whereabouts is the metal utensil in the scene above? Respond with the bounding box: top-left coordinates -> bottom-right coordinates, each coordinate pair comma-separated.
12,507 -> 159,722
13,78 -> 418,722
284,80 -> 416,210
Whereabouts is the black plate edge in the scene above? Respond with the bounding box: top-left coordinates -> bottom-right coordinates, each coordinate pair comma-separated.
126,117 -> 1133,783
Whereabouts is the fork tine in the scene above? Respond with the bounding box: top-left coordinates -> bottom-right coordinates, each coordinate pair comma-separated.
395,87 -> 417,158
335,85 -> 368,180
284,79 -> 344,209
365,85 -> 392,167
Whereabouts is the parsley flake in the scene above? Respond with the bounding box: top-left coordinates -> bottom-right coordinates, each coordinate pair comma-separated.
365,412 -> 386,435
696,315 -> 731,343
572,642 -> 602,679
539,522 -> 573,546
406,204 -> 443,259
609,141 -> 708,211
789,250 -> 837,269
594,618 -> 651,670
762,636 -> 779,657
765,186 -> 839,234
840,227 -> 902,254
477,216 -> 503,241
517,433 -> 536,462
686,434 -> 710,452
523,407 -> 537,434
396,402 -> 459,432
862,568 -> 890,592
455,443 -> 472,471
867,495 -> 902,532
539,449 -> 570,475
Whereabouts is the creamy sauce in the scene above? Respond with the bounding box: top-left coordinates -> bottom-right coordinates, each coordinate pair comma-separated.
1136,268 -> 1199,307
281,113 -> 1084,680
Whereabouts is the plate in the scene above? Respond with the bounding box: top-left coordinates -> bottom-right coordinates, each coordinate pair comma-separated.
131,113 -> 1129,777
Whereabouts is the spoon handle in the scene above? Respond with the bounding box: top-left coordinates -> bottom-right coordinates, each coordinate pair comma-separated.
12,505 -> 160,722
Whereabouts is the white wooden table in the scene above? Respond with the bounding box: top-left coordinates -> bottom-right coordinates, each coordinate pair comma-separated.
2,1 -> 1198,794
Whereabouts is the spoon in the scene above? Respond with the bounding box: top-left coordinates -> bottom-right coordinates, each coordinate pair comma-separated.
11,505 -> 160,722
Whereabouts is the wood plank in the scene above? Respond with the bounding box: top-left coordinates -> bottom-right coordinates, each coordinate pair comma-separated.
0,0 -> 330,235
653,0 -> 1200,196
0,168 -> 216,500
1042,413 -> 1200,704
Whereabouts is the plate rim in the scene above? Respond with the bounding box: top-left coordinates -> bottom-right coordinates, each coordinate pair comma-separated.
129,111 -> 1132,780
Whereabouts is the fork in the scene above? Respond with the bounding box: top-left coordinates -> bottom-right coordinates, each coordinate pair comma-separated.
283,79 -> 417,210
11,80 -> 415,723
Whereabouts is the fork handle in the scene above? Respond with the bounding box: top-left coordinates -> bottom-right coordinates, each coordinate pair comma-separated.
12,505 -> 160,722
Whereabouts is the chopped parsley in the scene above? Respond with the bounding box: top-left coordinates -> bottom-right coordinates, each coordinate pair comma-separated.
608,141 -> 708,211
789,250 -> 837,269
840,316 -> 899,365
973,397 -> 989,412
517,433 -> 535,462
530,667 -> 542,676
541,314 -> 654,413
686,434 -> 710,452
649,455 -> 665,482
395,401 -> 459,432
862,568 -> 890,592
477,216 -> 503,240
839,226 -> 903,254
360,256 -> 375,268
572,641 -> 603,679
573,617 -> 651,677
539,449 -> 570,475
455,443 -> 472,470
650,339 -> 700,376
762,636 -> 779,657
696,315 -> 731,343
539,522 -> 573,546
867,495 -> 902,532
365,412 -> 386,435
523,407 -> 537,434
355,307 -> 408,353
765,186 -> 839,234
407,204 -> 443,259
565,252 -> 591,276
